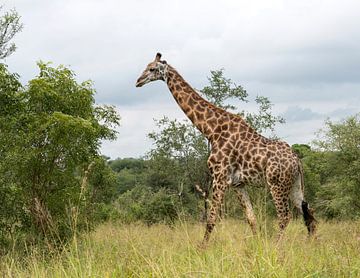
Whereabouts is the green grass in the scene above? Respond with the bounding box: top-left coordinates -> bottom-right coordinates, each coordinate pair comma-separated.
1,219 -> 360,277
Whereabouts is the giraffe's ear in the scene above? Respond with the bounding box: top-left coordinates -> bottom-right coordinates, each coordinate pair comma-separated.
155,53 -> 162,62
160,60 -> 167,64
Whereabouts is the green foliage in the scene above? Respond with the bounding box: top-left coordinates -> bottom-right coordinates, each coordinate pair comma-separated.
148,117 -> 209,160
243,95 -> 285,133
142,189 -> 180,225
290,115 -> 360,220
109,158 -> 146,194
200,69 -> 248,110
0,6 -> 23,59
0,63 -> 120,249
146,117 -> 210,218
90,159 -> 117,203
201,69 -> 284,133
312,115 -> 360,219
109,157 -> 145,173
115,186 -> 180,225
291,144 -> 311,159
147,117 -> 210,192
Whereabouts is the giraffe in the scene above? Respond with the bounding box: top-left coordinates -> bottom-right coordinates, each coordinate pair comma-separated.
136,53 -> 316,245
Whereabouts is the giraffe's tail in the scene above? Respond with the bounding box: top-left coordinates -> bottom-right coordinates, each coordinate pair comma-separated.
298,162 -> 317,236
301,200 -> 317,236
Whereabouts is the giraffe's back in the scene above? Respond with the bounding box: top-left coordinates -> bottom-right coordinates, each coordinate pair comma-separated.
211,131 -> 300,188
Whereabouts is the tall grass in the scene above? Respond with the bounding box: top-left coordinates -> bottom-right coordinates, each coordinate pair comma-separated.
1,217 -> 359,277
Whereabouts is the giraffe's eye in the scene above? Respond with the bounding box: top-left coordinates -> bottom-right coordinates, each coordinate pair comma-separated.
149,68 -> 155,72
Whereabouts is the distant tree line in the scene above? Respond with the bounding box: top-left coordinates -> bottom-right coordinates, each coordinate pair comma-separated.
109,114 -> 360,225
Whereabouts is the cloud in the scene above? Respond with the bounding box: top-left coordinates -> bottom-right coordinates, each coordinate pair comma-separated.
3,0 -> 360,158
274,118 -> 325,146
281,106 -> 323,123
328,107 -> 360,119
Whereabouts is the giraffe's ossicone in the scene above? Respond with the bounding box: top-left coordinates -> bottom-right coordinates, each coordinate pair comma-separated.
136,53 -> 317,245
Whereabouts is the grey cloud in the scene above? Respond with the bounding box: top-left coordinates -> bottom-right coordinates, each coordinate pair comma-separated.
242,81 -> 360,105
328,107 -> 360,119
281,106 -> 323,123
4,0 -> 360,158
93,79 -> 171,107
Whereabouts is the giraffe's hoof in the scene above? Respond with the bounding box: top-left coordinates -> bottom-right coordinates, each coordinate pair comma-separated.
250,227 -> 257,236
197,241 -> 208,250
276,232 -> 285,243
307,229 -> 319,241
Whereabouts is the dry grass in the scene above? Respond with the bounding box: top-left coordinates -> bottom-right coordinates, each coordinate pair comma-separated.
1,219 -> 360,277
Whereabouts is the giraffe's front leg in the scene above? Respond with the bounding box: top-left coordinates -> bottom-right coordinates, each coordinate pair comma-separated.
201,180 -> 225,247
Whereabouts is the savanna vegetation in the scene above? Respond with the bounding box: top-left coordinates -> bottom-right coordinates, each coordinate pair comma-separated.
1,220 -> 360,277
1,6 -> 359,277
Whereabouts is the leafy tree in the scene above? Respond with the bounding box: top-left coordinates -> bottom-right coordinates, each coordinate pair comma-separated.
313,114 -> 360,219
244,96 -> 285,134
201,69 -> 284,133
0,64 -> 25,247
109,158 -> 145,173
292,144 -> 312,159
85,158 -> 120,223
201,69 -> 248,110
0,63 -> 120,247
146,117 -> 210,219
108,158 -> 146,195
0,6 -> 23,59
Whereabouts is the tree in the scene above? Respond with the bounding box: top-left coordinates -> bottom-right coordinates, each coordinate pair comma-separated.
201,69 -> 284,133
109,158 -> 146,194
0,6 -> 23,59
313,114 -> 360,219
201,69 -> 248,110
0,63 -> 120,247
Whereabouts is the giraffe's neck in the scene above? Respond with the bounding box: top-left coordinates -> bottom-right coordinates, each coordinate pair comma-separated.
165,65 -> 250,141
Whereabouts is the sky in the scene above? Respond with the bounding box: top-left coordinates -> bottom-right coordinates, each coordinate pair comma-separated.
3,0 -> 360,159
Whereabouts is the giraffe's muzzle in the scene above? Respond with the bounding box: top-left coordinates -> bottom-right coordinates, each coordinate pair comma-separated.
135,77 -> 146,87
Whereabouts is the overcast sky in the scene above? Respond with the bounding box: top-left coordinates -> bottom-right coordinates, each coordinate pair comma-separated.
3,0 -> 360,158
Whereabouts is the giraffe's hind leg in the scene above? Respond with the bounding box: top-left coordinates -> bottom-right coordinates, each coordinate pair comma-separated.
234,187 -> 257,234
271,187 -> 291,240
266,173 -> 292,240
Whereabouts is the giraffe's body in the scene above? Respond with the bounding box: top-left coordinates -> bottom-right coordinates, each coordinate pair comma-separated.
136,53 -> 316,245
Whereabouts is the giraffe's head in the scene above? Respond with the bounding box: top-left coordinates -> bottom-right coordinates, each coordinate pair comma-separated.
135,53 -> 168,87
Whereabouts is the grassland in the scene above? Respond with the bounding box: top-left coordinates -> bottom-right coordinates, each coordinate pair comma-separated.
1,219 -> 360,277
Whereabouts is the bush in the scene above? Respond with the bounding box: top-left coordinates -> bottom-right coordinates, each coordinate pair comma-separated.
115,186 -> 181,225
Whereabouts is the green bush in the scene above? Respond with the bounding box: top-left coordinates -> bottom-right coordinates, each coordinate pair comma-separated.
115,186 -> 182,225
